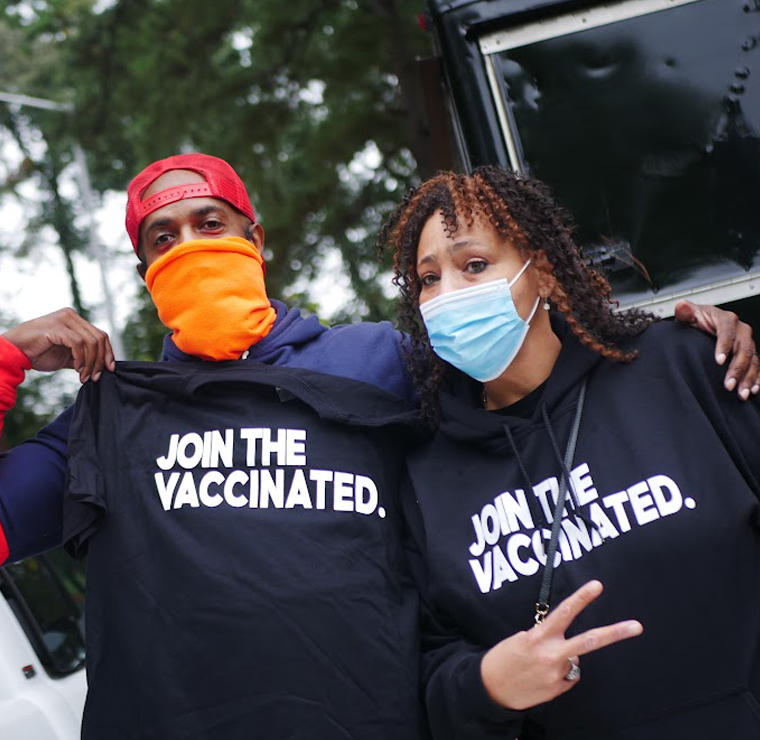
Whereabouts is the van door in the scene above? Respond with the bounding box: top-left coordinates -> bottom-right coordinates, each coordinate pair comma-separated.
0,551 -> 87,740
428,0 -> 760,320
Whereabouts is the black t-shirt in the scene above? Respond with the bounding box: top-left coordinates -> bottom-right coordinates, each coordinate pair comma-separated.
66,361 -> 428,740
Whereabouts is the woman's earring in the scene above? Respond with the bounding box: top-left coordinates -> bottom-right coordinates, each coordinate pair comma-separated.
543,297 -> 551,311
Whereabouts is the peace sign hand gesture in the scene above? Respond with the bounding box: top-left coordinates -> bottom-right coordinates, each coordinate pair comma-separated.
480,581 -> 643,711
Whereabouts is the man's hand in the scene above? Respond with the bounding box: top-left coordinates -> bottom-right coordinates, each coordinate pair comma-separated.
674,300 -> 759,400
1,308 -> 116,383
480,581 -> 642,712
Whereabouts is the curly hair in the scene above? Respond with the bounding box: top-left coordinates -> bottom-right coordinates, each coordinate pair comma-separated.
377,166 -> 655,425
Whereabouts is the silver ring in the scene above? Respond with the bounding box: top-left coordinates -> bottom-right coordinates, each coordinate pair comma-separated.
564,657 -> 581,681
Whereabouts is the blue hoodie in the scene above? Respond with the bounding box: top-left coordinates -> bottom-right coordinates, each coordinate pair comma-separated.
0,300 -> 414,562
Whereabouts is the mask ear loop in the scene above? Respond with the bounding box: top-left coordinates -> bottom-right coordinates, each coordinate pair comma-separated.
525,296 -> 541,324
508,259 -> 541,325
507,258 -> 532,288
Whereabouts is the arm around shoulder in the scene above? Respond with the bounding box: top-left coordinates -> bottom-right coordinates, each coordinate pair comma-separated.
653,322 -> 760,493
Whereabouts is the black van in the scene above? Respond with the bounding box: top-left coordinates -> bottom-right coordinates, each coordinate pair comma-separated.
424,0 -> 760,324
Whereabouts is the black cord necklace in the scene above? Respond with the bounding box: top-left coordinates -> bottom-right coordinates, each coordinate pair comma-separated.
502,380 -> 588,624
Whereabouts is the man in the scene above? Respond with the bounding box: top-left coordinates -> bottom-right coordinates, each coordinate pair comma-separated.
0,154 -> 756,739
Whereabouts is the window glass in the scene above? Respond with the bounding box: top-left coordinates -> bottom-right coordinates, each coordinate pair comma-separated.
490,0 -> 760,303
1,551 -> 86,677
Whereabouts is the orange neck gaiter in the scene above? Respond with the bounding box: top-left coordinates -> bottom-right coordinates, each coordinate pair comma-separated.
145,237 -> 276,361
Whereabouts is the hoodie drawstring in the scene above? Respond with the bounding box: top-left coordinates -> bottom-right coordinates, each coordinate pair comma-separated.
503,380 -> 590,625
536,380 -> 601,624
502,423 -> 550,531
541,392 -> 597,533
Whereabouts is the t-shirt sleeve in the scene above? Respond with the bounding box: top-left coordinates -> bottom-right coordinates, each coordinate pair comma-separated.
401,470 -> 525,740
63,382 -> 107,559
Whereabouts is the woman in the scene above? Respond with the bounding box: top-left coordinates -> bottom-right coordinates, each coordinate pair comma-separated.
379,166 -> 760,739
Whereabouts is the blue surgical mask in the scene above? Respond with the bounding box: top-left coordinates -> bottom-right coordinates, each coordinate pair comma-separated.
419,260 -> 540,382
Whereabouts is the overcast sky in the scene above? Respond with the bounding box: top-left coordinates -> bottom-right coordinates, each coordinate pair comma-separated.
0,186 -> 137,330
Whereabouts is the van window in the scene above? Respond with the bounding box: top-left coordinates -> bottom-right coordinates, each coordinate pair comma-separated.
0,550 -> 86,677
478,0 -> 760,306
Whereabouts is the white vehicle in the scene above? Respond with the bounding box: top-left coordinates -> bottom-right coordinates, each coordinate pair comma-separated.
0,551 -> 87,739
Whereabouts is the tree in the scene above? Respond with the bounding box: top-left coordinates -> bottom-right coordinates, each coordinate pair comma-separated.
70,0 -> 432,304
0,10 -> 92,319
2,0 -> 435,360
0,372 -> 75,450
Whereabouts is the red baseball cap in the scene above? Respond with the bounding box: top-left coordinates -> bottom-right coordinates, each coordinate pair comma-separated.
125,153 -> 256,253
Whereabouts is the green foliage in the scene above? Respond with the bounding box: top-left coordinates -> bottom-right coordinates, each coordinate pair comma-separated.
67,0 -> 431,310
0,4 -> 93,316
121,286 -> 167,361
2,0 -> 436,359
0,373 -> 75,450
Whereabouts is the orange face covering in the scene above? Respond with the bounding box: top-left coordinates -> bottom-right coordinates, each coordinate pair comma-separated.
145,237 -> 276,361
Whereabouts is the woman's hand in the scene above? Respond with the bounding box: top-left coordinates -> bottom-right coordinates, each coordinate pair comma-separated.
674,300 -> 759,399
480,580 -> 642,711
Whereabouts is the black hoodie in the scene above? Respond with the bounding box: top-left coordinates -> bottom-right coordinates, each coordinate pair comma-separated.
66,360 -> 429,740
403,318 -> 760,740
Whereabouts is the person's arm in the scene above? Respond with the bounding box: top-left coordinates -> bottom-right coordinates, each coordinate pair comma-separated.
419,577 -> 641,739
0,336 -> 32,562
0,338 -> 71,563
0,309 -> 115,565
0,335 -> 31,437
674,300 -> 759,399
418,594 -> 526,740
2,308 -> 115,383
673,325 -> 760,493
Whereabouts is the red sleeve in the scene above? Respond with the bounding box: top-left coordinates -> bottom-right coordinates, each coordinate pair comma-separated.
0,335 -> 32,419
0,335 -> 32,562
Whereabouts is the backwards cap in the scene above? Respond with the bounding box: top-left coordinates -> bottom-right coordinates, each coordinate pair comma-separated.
125,153 -> 256,253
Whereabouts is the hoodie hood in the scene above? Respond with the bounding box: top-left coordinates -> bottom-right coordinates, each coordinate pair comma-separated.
437,314 -> 605,452
162,299 -> 327,363
160,298 -> 416,403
